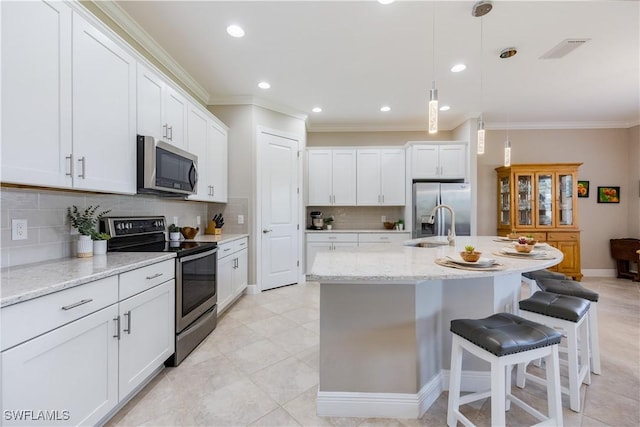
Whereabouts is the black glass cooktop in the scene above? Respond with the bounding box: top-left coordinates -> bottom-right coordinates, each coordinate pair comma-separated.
110,240 -> 217,256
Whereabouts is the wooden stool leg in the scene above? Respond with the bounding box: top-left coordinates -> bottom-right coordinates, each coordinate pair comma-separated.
580,315 -> 591,386
545,345 -> 563,426
447,335 -> 463,427
565,325 -> 581,412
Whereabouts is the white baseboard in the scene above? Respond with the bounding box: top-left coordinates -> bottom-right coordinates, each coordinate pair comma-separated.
582,269 -> 616,278
317,370 -> 489,419
245,284 -> 260,295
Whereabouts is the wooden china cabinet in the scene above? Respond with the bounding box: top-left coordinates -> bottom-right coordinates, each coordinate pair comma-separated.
495,163 -> 583,280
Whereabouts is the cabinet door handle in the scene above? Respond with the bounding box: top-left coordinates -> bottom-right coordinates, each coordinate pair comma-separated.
61,298 -> 93,311
77,156 -> 86,179
145,273 -> 163,280
163,124 -> 168,138
382,195 -> 385,203
65,154 -> 73,177
168,126 -> 173,140
113,316 -> 121,340
263,229 -> 273,234
123,311 -> 132,334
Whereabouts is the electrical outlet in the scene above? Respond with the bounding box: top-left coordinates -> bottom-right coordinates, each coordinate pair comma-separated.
238,214 -> 244,224
196,215 -> 201,226
381,216 -> 386,223
173,216 -> 178,226
12,219 -> 27,240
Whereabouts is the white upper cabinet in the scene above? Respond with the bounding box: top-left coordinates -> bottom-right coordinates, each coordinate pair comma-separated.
307,149 -> 356,206
1,0 -> 73,188
137,64 -> 188,149
357,149 -> 405,205
411,143 -> 467,180
72,11 -> 136,194
187,103 -> 228,203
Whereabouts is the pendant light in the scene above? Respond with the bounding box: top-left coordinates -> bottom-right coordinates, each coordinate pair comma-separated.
504,139 -> 512,167
428,5 -> 438,134
477,15 -> 485,154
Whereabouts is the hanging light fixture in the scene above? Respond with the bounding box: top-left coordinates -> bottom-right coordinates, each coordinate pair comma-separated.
428,5 -> 438,134
504,139 -> 512,167
476,10 -> 486,154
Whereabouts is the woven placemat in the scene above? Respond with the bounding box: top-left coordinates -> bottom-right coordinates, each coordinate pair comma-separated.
492,251 -> 555,260
435,258 -> 506,271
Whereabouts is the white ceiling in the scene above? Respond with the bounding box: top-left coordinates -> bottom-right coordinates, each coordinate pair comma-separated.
111,0 -> 639,132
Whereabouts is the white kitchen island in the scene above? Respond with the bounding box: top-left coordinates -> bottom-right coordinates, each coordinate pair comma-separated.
308,236 -> 563,419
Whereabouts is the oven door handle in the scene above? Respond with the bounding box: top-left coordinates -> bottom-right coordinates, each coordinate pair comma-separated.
178,247 -> 218,263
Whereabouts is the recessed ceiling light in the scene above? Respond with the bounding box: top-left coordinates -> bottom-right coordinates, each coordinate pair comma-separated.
440,105 -> 451,111
258,81 -> 271,89
378,0 -> 395,4
380,106 -> 391,112
312,107 -> 322,113
226,24 -> 245,38
451,64 -> 466,73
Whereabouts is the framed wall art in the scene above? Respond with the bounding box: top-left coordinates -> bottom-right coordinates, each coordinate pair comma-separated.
597,186 -> 620,203
577,181 -> 589,198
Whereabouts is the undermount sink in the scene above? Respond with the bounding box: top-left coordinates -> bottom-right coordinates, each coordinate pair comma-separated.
406,241 -> 450,248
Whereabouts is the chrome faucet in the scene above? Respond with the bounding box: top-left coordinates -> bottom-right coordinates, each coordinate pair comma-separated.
427,204 -> 456,245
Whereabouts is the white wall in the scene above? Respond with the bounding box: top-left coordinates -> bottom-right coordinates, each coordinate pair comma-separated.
628,125 -> 640,237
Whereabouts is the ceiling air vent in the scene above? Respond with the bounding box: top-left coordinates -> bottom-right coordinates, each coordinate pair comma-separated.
539,38 -> 591,59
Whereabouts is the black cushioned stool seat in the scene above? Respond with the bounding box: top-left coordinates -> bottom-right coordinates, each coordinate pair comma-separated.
447,312 -> 564,426
521,269 -> 567,298
519,291 -> 590,322
450,312 -> 562,356
536,278 -> 601,375
517,291 -> 592,412
536,278 -> 599,302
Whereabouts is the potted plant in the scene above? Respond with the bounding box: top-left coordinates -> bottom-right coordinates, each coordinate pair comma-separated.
324,216 -> 334,230
460,245 -> 481,262
397,219 -> 404,230
67,205 -> 111,258
92,232 -> 111,255
168,224 -> 181,241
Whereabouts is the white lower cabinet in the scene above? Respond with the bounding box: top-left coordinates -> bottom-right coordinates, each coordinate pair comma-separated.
357,233 -> 411,247
217,238 -> 248,313
117,280 -> 174,400
1,304 -> 119,426
0,260 -> 175,426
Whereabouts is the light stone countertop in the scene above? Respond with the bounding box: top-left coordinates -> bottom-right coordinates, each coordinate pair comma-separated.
308,235 -> 563,283
0,252 -> 176,308
305,229 -> 409,233
188,233 -> 249,244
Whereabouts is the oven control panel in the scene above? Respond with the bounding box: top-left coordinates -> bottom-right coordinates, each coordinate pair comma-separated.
101,217 -> 166,237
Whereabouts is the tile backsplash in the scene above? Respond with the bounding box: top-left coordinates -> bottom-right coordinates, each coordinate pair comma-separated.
0,187 -> 213,268
306,206 -> 406,230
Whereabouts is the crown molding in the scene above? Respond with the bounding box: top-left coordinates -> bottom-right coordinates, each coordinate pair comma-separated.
487,121 -> 639,130
209,96 -> 309,122
90,0 -> 210,104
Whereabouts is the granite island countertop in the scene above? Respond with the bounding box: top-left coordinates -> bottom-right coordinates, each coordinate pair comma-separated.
1,252 -> 176,308
308,235 -> 563,283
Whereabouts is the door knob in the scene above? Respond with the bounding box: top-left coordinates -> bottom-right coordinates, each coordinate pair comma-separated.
263,229 -> 273,234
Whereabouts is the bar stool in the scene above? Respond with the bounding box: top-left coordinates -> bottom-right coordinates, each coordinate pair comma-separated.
521,269 -> 567,297
517,291 -> 591,412
537,278 -> 601,375
447,312 -> 563,427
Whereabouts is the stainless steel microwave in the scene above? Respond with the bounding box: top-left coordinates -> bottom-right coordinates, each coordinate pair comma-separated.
137,135 -> 198,196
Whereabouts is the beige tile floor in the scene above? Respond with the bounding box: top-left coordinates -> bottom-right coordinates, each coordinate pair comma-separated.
107,277 -> 639,426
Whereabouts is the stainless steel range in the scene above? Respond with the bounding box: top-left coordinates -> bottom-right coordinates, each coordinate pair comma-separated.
101,216 -> 218,366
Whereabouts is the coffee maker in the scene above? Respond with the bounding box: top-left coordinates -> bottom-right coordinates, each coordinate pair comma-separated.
310,211 -> 323,230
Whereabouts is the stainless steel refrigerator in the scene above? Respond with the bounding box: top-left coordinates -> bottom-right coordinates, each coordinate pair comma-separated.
412,182 -> 471,239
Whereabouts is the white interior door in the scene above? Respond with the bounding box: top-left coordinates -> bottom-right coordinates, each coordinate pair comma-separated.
260,130 -> 300,291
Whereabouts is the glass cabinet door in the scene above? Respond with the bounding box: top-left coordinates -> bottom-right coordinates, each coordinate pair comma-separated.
557,173 -> 574,226
499,175 -> 511,227
537,173 -> 554,227
515,174 -> 533,227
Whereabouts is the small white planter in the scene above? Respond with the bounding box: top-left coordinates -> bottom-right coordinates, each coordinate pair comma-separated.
93,240 -> 107,255
169,232 -> 181,241
77,235 -> 93,258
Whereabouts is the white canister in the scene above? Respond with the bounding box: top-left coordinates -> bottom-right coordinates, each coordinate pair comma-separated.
77,235 -> 93,258
93,239 -> 107,255
169,232 -> 181,241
